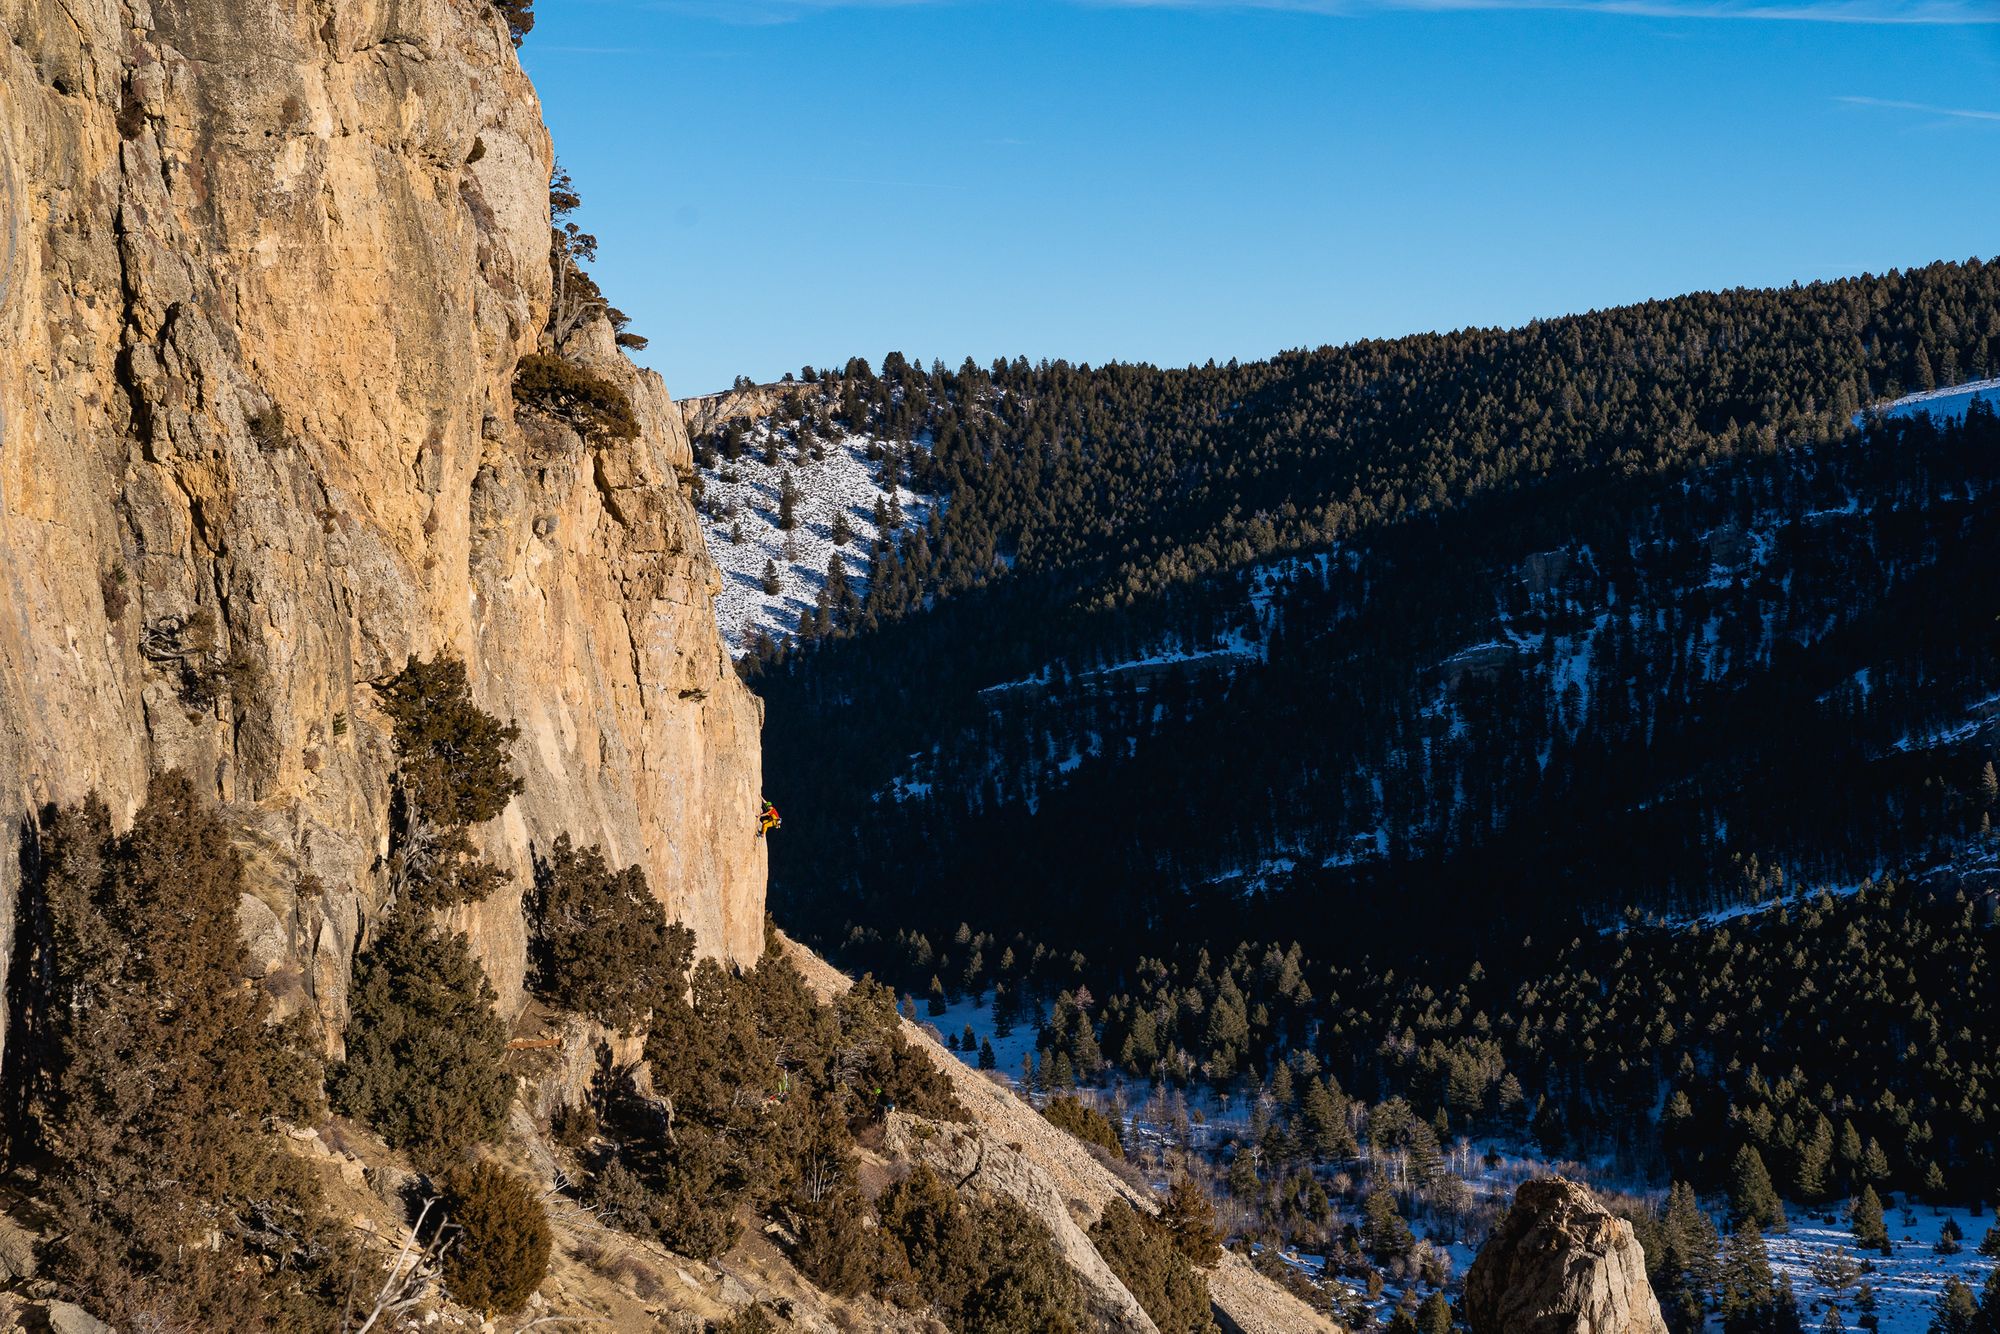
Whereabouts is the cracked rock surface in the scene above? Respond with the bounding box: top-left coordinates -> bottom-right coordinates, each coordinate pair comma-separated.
0,0 -> 764,1061
1464,1177 -> 1670,1334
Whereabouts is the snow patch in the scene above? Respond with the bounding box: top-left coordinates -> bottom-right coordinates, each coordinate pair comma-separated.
1873,376 -> 2000,426
695,421 -> 938,654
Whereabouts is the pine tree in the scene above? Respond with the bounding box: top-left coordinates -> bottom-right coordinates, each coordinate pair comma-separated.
1497,1072 -> 1527,1122
375,655 -> 522,912
1405,1119 -> 1445,1188
1923,1161 -> 1947,1202
1849,1185 -> 1891,1254
1862,1138 -> 1892,1184
778,470 -> 800,530
1226,1147 -> 1260,1200
1659,1181 -> 1721,1334
436,1162 -> 552,1316
1302,1078 -> 1356,1161
1416,1291 -> 1453,1334
1730,1144 -> 1787,1231
1158,1177 -> 1222,1265
1795,1115 -> 1834,1202
793,1185 -> 873,1298
1720,1222 -> 1777,1334
1363,1187 -> 1414,1260
1774,1275 -> 1806,1334
20,774 -> 346,1329
761,559 -> 783,596
332,906 -> 512,1163
1268,1062 -> 1295,1109
1838,1118 -> 1864,1182
1088,1200 -> 1214,1334
826,553 -> 857,624
1930,1278 -> 1979,1334
1972,1264 -> 2000,1334
978,1038 -> 997,1070
526,835 -> 693,1032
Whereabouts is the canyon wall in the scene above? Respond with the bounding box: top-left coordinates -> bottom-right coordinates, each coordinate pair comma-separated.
0,0 -> 764,1057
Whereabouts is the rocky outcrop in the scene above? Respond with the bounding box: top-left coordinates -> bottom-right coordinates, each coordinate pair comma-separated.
676,381 -> 800,440
1463,1177 -> 1669,1334
885,1113 -> 1161,1334
780,934 -> 1344,1334
0,0 -> 763,1060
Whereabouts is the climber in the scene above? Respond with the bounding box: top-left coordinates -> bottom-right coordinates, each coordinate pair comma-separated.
758,799 -> 781,836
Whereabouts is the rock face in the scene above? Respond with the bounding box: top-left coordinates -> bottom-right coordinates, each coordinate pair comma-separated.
1464,1177 -> 1670,1334
0,0 -> 764,1058
676,381 -> 799,440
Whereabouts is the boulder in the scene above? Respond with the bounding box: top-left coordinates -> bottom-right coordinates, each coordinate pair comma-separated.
0,1215 -> 35,1282
1463,1177 -> 1669,1334
46,1303 -> 115,1334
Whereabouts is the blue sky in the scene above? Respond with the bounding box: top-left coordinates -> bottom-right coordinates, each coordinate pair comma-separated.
522,1 -> 2000,398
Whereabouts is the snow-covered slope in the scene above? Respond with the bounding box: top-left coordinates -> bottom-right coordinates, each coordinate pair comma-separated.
1873,376 -> 2000,424
693,420 -> 936,654
1768,1205 -> 1995,1334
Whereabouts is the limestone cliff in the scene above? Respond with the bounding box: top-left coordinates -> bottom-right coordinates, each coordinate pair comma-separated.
676,381 -> 798,439
1463,1177 -> 1670,1334
0,0 -> 764,1058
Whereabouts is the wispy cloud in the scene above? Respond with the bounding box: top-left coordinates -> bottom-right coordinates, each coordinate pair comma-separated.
1836,95 -> 2000,122
807,174 -> 973,189
635,0 -> 941,21
640,0 -> 2000,21
1093,0 -> 2000,21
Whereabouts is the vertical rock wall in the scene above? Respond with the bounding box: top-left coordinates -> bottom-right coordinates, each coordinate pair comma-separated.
0,0 -> 765,1059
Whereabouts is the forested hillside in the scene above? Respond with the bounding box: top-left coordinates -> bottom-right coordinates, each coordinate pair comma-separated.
769,404 -> 1999,961
699,260 -> 2000,961
722,258 -> 1999,636
834,869 -> 1999,1200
